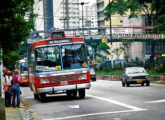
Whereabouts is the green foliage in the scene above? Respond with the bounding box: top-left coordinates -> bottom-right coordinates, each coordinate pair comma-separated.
0,0 -> 34,69
96,71 -> 122,75
3,50 -> 19,70
97,43 -> 110,54
104,0 -> 154,26
154,15 -> 165,33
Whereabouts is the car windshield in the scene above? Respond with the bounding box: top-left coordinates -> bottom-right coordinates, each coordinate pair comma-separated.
126,67 -> 146,74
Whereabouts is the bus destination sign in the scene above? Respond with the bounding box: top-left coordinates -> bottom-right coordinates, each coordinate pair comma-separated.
47,39 -> 72,44
51,31 -> 65,39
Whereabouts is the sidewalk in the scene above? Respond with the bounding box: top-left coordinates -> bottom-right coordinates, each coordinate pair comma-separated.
5,104 -> 29,120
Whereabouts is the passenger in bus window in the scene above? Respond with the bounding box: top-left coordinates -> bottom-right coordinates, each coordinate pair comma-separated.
70,51 -> 81,69
63,50 -> 72,68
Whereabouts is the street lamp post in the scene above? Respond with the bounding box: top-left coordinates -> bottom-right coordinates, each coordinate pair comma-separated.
109,0 -> 113,68
109,0 -> 112,40
80,2 -> 89,36
80,2 -> 84,36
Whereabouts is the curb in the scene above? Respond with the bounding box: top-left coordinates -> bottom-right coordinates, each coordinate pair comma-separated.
5,103 -> 29,120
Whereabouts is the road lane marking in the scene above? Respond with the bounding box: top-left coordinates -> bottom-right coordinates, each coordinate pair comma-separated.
43,109 -> 144,120
68,105 -> 80,109
145,99 -> 165,103
43,95 -> 147,120
87,94 -> 146,111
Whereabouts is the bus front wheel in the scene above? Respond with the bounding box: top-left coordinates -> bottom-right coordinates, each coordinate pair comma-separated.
34,93 -> 39,100
39,93 -> 46,102
78,89 -> 85,99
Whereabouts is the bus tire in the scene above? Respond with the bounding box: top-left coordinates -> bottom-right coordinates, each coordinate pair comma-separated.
78,89 -> 85,99
66,90 -> 72,98
39,93 -> 46,102
34,93 -> 39,100
72,90 -> 77,97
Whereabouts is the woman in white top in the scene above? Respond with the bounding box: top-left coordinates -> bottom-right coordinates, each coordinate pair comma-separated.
5,70 -> 12,107
5,71 -> 12,86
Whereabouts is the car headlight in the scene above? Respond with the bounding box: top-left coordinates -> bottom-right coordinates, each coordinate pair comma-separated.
79,74 -> 87,80
40,78 -> 49,83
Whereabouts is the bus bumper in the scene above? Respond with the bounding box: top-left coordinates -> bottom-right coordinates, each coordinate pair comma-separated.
37,83 -> 91,93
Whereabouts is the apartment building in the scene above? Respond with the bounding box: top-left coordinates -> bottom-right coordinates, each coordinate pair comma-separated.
54,0 -> 80,29
33,0 -> 80,30
83,3 -> 98,35
96,0 -> 148,61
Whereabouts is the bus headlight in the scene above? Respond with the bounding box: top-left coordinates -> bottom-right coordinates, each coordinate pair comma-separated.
78,74 -> 87,80
40,78 -> 49,83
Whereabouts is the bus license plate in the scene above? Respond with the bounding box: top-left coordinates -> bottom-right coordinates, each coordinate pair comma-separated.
137,80 -> 142,83
60,81 -> 68,86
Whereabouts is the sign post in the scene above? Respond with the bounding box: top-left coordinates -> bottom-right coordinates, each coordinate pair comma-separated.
0,47 -> 6,120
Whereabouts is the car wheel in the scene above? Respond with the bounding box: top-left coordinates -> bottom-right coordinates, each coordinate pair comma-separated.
146,81 -> 150,86
122,80 -> 125,87
141,82 -> 144,86
126,82 -> 130,87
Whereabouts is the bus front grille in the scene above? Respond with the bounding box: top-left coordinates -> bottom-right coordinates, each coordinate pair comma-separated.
50,75 -> 78,83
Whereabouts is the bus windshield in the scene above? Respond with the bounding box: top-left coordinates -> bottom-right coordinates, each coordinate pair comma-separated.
35,43 -> 88,72
20,62 -> 28,74
62,43 -> 88,69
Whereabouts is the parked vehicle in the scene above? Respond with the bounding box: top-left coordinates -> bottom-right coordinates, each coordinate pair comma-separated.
120,67 -> 150,87
90,68 -> 96,81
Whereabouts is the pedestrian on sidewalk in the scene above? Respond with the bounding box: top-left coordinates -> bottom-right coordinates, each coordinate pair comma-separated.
11,69 -> 21,108
4,70 -> 13,107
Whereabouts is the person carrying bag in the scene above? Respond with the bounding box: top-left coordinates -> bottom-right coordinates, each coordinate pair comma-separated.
4,70 -> 13,107
11,69 -> 21,108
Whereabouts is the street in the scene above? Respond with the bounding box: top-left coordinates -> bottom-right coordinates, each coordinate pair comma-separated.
21,80 -> 165,120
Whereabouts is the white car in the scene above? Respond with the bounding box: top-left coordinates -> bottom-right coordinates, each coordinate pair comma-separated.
120,67 -> 150,87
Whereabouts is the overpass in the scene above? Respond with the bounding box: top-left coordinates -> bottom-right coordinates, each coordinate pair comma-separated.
28,30 -> 165,45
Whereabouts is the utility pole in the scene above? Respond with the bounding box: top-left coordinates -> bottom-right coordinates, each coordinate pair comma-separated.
109,0 -> 112,40
65,0 -> 69,29
43,0 -> 54,37
0,46 -> 6,120
81,2 -> 84,36
109,0 -> 113,68
80,2 -> 88,36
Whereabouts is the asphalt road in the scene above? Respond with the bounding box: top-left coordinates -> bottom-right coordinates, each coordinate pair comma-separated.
21,80 -> 165,120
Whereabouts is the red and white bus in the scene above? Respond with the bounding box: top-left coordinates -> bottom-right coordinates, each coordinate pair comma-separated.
28,31 -> 91,101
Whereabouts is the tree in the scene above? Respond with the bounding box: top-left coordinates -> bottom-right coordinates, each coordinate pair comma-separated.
96,43 -> 110,60
152,0 -> 165,33
104,0 -> 154,26
0,0 -> 34,69
113,45 -> 123,61
121,40 -> 132,62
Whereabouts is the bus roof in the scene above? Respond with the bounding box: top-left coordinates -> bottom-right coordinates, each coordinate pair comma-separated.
32,31 -> 84,48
